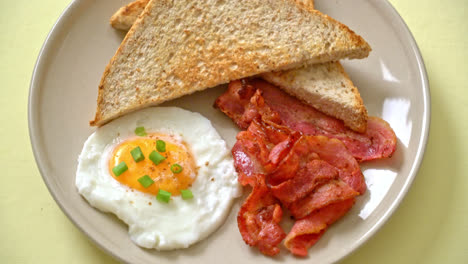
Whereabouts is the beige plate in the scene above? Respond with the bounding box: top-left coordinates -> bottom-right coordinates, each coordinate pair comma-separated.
28,0 -> 430,263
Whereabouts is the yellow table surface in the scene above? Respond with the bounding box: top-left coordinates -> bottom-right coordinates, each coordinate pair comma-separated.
1,0 -> 467,263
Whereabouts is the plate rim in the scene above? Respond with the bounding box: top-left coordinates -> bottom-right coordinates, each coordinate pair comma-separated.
28,0 -> 431,263
27,0 -> 118,259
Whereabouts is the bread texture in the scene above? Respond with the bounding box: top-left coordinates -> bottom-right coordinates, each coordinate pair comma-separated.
110,0 -> 149,31
92,0 -> 371,126
110,0 -> 313,31
262,0 -> 368,132
294,0 -> 315,12
261,62 -> 368,132
107,0 -> 367,132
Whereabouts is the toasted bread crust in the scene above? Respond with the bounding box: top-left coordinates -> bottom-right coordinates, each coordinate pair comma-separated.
294,0 -> 315,12
110,0 -> 149,31
106,0 -> 367,132
110,0 -> 314,31
334,62 -> 368,132
261,62 -> 368,132
91,1 -> 153,126
92,0 -> 371,126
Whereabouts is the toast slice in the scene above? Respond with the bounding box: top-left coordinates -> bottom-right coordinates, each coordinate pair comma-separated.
110,0 -> 314,31
92,0 -> 371,126
261,62 -> 368,132
108,0 -> 368,132
110,0 -> 149,31
261,0 -> 368,132
294,0 -> 315,13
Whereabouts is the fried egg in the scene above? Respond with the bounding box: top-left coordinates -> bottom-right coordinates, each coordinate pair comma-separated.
75,107 -> 241,250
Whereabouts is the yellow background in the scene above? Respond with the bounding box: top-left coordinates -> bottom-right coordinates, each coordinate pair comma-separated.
1,0 -> 467,263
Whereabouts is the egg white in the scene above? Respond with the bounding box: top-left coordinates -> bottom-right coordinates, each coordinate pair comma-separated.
75,107 -> 241,250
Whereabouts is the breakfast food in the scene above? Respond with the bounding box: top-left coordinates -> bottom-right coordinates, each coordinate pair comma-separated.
215,79 -> 396,256
109,0 -> 315,31
110,0 -> 149,31
91,0 -> 371,126
109,0 -> 368,133
261,62 -> 368,133
260,0 -> 368,133
76,107 -> 241,249
79,0 -> 397,258
294,0 -> 316,12
233,118 -> 364,256
215,79 -> 396,162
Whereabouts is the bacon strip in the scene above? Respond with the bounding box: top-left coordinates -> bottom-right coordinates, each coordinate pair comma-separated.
231,117 -> 365,257
213,79 -> 255,129
284,199 -> 355,257
288,180 -> 359,219
270,160 -> 337,204
232,141 -> 263,187
214,80 -> 281,129
300,136 -> 366,195
269,135 -> 366,195
234,119 -> 299,183
214,79 -> 397,162
237,179 -> 286,256
233,120 -> 293,255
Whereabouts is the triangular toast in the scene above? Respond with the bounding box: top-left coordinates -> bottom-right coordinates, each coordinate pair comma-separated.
92,0 -> 370,126
110,0 -> 149,31
261,62 -> 368,132
108,0 -> 368,132
110,0 -> 316,31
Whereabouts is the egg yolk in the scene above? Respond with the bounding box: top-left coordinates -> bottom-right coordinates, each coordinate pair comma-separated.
109,133 -> 197,196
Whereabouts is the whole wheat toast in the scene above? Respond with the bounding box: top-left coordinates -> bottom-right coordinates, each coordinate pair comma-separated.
92,0 -> 371,126
110,0 -> 315,31
262,0 -> 368,132
108,0 -> 369,132
261,62 -> 367,132
110,0 -> 149,31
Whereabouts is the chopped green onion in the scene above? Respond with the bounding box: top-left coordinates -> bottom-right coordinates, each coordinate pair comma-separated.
156,140 -> 166,152
180,189 -> 193,200
170,163 -> 183,174
156,189 -> 171,203
137,175 -> 154,188
134,126 -> 147,136
149,150 -> 166,165
130,146 -> 145,162
112,161 -> 128,177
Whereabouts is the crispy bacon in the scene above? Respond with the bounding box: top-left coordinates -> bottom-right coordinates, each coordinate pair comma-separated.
213,79 -> 255,129
214,80 -> 281,129
237,178 -> 286,256
267,136 -> 321,186
269,135 -> 366,195
284,199 -> 355,257
233,119 -> 299,183
299,136 -> 366,195
270,160 -> 338,204
214,79 -> 397,162
288,180 -> 359,219
232,141 -> 263,187
231,119 -> 363,256
225,99 -> 373,256
233,120 -> 292,255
